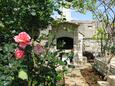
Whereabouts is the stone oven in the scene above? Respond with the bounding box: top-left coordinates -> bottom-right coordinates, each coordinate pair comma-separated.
49,22 -> 79,63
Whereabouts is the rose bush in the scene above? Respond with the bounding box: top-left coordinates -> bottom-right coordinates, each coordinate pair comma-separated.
12,32 -> 65,86
0,0 -> 63,85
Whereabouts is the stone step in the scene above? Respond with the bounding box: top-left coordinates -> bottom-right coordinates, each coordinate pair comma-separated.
65,82 -> 77,86
97,81 -> 110,86
107,75 -> 115,86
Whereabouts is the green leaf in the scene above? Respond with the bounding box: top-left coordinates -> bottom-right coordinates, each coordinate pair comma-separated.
58,60 -> 65,65
0,21 -> 4,28
56,73 -> 62,80
18,70 -> 28,80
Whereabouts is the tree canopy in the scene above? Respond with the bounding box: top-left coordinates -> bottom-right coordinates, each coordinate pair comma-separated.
0,0 -> 56,42
62,0 -> 115,43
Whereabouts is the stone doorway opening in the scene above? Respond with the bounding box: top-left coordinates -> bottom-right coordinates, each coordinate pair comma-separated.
57,37 -> 73,49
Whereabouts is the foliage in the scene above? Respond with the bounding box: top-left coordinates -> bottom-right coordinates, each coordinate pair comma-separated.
63,0 -> 115,42
65,0 -> 115,43
92,28 -> 109,55
0,0 -> 65,85
0,43 -> 26,86
0,0 -> 55,43
0,31 -> 65,86
92,28 -> 108,40
64,0 -> 115,56
110,45 -> 115,55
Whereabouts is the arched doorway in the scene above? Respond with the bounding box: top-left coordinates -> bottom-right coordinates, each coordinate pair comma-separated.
57,37 -> 73,49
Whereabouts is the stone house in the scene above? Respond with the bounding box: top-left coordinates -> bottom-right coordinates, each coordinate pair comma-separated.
40,8 -> 101,63
46,20 -> 101,63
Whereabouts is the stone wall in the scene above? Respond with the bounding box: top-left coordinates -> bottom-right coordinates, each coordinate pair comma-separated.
77,20 -> 101,53
93,57 -> 115,76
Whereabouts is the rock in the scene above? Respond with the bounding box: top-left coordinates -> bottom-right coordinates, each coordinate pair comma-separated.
107,75 -> 115,86
97,81 -> 110,86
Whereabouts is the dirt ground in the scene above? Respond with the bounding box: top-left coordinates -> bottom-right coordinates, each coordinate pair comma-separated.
81,67 -> 104,86
57,63 -> 105,86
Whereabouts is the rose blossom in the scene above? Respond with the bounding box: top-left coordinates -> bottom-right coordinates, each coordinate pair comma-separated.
14,32 -> 31,43
19,41 -> 31,49
15,48 -> 25,59
14,32 -> 31,49
33,44 -> 44,55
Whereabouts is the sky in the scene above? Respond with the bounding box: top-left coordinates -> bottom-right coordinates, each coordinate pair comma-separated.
71,10 -> 93,20
52,6 -> 115,21
52,9 -> 93,20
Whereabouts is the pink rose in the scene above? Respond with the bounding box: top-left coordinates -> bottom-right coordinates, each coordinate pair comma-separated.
33,44 -> 44,55
15,48 -> 25,59
14,32 -> 31,49
14,32 -> 31,43
19,41 -> 32,49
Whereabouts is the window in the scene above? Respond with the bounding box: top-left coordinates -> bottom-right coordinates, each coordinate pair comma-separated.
88,26 -> 92,29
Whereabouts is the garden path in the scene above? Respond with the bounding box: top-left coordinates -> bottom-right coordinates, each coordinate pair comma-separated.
65,63 -> 91,86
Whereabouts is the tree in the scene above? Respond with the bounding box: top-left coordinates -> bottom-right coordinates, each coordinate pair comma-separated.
67,0 -> 115,79
92,28 -> 108,55
0,0 -> 62,85
0,0 -> 55,43
65,0 -> 115,43
62,0 -> 115,55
